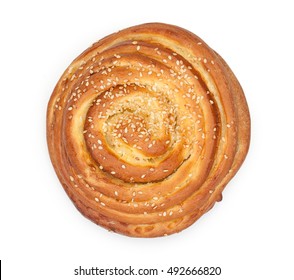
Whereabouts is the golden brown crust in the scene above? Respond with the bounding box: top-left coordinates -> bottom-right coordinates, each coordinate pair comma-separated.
47,23 -> 250,237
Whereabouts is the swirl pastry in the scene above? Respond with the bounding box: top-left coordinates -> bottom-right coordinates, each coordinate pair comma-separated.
47,23 -> 250,237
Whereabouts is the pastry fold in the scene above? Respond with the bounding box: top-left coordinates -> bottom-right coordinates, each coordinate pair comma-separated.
47,23 -> 250,237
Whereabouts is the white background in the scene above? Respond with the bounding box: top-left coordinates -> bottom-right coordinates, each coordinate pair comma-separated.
0,0 -> 293,279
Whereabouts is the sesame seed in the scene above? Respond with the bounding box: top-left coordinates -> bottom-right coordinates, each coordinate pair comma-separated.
68,106 -> 73,111
69,176 -> 74,182
111,171 -> 116,175
114,191 -> 118,196
121,164 -> 126,169
141,174 -> 146,179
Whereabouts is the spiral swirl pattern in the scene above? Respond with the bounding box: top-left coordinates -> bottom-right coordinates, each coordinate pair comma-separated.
47,23 -> 250,237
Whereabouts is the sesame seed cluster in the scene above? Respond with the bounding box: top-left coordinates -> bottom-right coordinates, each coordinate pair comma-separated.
47,23 -> 250,237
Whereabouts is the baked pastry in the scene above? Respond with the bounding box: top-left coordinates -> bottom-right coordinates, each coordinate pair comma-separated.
47,23 -> 250,237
